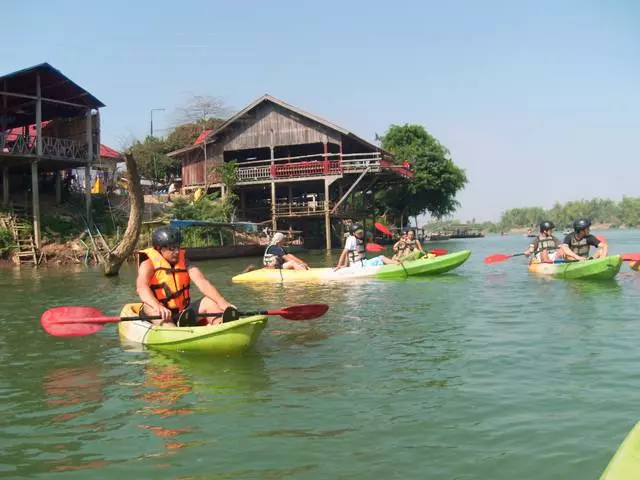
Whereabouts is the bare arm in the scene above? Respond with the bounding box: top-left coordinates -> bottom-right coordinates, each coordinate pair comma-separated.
560,244 -> 585,261
188,265 -> 233,310
415,239 -> 425,254
136,260 -> 172,323
336,248 -> 349,268
284,253 -> 309,267
595,241 -> 608,258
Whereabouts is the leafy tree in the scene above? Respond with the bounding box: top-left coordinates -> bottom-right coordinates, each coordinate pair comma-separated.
129,136 -> 177,185
376,124 -> 467,225
165,118 -> 225,153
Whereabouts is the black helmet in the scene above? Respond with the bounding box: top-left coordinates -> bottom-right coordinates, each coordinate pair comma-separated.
350,224 -> 363,233
152,226 -> 182,248
573,218 -> 591,232
539,220 -> 555,232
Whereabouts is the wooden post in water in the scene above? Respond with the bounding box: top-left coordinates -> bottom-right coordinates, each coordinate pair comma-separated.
33,73 -> 42,249
324,178 -> 331,251
55,172 -> 62,204
85,109 -> 93,225
2,166 -> 8,207
271,181 -> 277,231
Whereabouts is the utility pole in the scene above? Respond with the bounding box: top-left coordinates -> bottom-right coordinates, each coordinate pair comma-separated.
149,108 -> 165,137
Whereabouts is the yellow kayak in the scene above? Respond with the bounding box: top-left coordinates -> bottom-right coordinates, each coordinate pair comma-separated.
232,250 -> 471,283
600,422 -> 640,480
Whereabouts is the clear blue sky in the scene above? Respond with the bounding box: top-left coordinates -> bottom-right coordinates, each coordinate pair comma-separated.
2,0 -> 638,221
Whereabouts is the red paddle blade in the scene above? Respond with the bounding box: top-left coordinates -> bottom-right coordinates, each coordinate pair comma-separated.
269,304 -> 329,320
41,306 -> 110,337
484,254 -> 512,264
374,222 -> 393,236
366,243 -> 385,253
621,253 -> 640,262
430,249 -> 448,256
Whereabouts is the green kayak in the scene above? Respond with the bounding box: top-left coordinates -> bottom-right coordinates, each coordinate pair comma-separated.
528,255 -> 622,280
118,304 -> 267,354
232,250 -> 472,283
600,422 -> 640,480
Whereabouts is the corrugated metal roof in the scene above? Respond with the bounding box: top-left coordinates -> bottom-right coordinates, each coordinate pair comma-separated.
0,62 -> 105,129
168,94 -> 385,157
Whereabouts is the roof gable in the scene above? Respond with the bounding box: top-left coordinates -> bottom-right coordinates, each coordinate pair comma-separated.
168,94 -> 383,156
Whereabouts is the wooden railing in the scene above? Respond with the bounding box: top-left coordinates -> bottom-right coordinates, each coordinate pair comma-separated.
0,133 -> 89,162
234,151 -> 410,183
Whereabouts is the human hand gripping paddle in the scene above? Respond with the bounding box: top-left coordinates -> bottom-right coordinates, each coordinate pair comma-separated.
41,304 -> 330,338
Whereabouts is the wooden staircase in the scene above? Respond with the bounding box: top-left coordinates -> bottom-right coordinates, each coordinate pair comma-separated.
3,205 -> 39,265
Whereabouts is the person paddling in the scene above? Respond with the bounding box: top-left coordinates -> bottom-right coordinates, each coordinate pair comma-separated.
336,224 -> 398,269
560,218 -> 608,260
136,226 -> 235,327
393,228 -> 426,261
523,221 -> 562,263
263,232 -> 309,270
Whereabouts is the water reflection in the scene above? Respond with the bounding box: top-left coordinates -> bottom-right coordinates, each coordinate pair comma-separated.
43,365 -> 107,424
566,279 -> 622,299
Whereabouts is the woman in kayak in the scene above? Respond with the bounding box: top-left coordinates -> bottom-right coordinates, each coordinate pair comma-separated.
393,228 -> 426,261
136,226 -> 236,327
560,218 -> 608,260
336,224 -> 398,269
263,232 -> 309,270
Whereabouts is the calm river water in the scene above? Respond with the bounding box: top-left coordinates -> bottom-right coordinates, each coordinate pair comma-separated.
3,230 -> 640,479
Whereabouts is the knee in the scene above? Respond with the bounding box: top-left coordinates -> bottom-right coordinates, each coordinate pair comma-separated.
198,297 -> 218,312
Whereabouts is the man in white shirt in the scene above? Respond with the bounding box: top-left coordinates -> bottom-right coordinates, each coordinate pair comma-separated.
336,224 -> 398,269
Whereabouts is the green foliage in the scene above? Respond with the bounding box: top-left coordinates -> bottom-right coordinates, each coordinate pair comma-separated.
179,226 -> 235,248
377,124 -> 468,223
213,160 -> 239,221
131,117 -> 225,185
0,228 -> 15,256
129,136 -> 177,185
165,119 -> 224,153
498,197 -> 640,229
169,193 -> 226,222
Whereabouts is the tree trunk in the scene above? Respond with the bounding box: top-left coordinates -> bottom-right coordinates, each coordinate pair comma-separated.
103,152 -> 144,277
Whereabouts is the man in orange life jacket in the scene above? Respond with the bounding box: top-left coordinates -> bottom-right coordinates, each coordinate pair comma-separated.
136,226 -> 235,327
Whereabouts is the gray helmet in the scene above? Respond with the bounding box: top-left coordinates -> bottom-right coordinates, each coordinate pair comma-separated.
573,218 -> 591,233
539,220 -> 555,232
350,224 -> 363,233
152,226 -> 182,248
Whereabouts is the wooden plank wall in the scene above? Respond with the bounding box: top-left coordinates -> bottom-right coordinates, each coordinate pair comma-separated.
182,143 -> 223,186
224,102 -> 340,150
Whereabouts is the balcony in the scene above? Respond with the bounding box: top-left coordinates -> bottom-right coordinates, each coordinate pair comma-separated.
0,133 -> 89,164
234,151 -> 411,185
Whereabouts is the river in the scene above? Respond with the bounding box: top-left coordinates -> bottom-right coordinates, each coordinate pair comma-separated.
2,230 -> 640,479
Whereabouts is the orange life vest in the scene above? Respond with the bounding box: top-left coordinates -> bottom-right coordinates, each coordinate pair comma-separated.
138,248 -> 191,313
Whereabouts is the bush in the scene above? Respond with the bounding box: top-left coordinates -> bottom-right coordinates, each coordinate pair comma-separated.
0,228 -> 15,257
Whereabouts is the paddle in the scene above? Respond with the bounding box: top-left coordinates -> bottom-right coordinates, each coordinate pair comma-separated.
621,253 -> 640,262
41,304 -> 330,338
374,222 -> 393,236
483,253 -> 526,264
365,242 -> 448,256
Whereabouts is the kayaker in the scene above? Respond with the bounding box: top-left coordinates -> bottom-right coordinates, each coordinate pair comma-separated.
393,229 -> 426,260
561,218 -> 608,260
336,224 -> 398,269
263,232 -> 309,270
136,226 -> 235,327
523,220 -> 563,263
